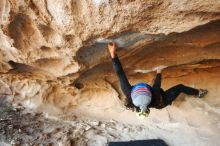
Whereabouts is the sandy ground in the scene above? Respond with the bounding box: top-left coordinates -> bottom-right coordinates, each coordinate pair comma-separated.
1,92 -> 220,146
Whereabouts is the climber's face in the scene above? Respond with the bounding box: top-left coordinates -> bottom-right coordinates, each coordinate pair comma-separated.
137,110 -> 150,119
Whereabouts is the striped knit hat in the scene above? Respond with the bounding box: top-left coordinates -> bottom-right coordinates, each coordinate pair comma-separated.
131,83 -> 152,112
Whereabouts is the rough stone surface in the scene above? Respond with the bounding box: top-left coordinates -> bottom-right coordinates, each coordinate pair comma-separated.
0,0 -> 220,146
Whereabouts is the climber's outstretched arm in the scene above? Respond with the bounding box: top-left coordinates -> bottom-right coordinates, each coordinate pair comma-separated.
152,73 -> 162,89
108,42 -> 132,98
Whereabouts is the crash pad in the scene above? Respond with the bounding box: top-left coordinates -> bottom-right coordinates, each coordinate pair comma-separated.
109,139 -> 168,146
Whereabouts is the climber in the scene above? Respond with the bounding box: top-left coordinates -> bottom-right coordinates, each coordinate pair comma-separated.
107,42 -> 208,117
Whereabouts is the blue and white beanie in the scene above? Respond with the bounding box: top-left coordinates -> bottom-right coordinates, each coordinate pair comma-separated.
131,83 -> 152,112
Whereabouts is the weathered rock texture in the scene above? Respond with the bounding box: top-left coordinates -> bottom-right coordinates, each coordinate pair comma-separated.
0,0 -> 220,145
0,0 -> 220,74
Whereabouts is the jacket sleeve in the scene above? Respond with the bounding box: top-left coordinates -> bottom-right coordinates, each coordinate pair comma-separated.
152,73 -> 161,89
112,56 -> 132,98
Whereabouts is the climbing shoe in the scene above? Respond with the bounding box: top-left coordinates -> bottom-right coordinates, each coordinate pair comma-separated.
198,89 -> 208,98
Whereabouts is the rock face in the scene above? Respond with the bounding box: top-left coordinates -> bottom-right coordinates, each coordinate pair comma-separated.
0,0 -> 220,145
0,0 -> 220,118
0,0 -> 220,71
0,0 -> 219,116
